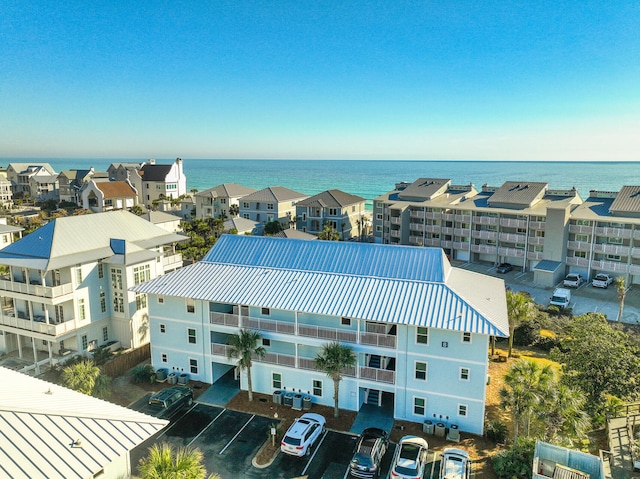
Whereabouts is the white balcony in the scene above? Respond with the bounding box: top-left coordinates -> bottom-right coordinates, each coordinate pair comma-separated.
410,210 -> 425,219
454,214 -> 471,223
475,216 -> 498,226
500,218 -> 526,228
0,279 -> 74,299
594,227 -> 632,238
592,244 -> 630,256
471,230 -> 497,240
499,247 -> 525,258
569,224 -> 592,234
410,223 -> 424,232
526,251 -> 543,260
529,221 -> 546,230
590,259 -> 628,273
471,244 -> 497,254
453,227 -> 470,236
499,232 -> 526,243
565,256 -> 590,267
162,253 -> 183,271
390,229 -> 401,238
258,352 -> 296,367
390,216 -> 402,225
442,213 -> 454,221
298,324 -> 357,343
632,247 -> 640,259
245,316 -> 296,335
210,311 -> 240,327
359,366 -> 395,384
528,236 -> 545,245
567,241 -> 591,251
0,313 -> 77,336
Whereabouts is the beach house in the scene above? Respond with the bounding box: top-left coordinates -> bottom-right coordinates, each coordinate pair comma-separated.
296,189 -> 367,240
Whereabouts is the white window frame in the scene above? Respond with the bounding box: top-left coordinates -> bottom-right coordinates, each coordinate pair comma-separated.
312,379 -> 323,396
160,323 -> 166,334
415,361 -> 427,381
462,332 -> 471,343
413,396 -> 426,416
189,358 -> 198,374
186,298 -> 195,313
187,328 -> 197,344
458,403 -> 468,417
78,298 -> 86,321
158,295 -> 164,304
416,327 -> 429,345
460,367 -> 470,381
272,372 -> 282,389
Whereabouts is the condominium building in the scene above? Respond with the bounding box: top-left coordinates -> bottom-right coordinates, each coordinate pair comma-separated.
374,178 -> 583,287
194,183 -> 257,220
0,211 -> 186,374
296,189 -> 367,240
133,235 -> 508,434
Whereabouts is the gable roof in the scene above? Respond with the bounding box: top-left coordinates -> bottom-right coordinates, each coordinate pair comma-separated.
296,189 -> 365,208
141,210 -> 181,224
0,367 -> 167,479
610,186 -> 640,215
134,235 -> 508,336
398,178 -> 451,200
140,164 -> 172,181
488,181 -> 548,207
95,181 -> 137,198
272,229 -> 318,240
195,183 -> 257,198
0,210 -> 186,271
241,186 -> 307,203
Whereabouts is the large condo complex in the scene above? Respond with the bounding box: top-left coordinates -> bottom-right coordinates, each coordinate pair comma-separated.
134,235 -> 508,434
373,179 -> 640,287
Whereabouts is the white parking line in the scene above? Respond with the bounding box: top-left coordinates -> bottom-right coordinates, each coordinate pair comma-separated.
302,429 -> 328,476
428,450 -> 439,479
156,403 -> 198,440
219,414 -> 255,454
186,408 -> 226,447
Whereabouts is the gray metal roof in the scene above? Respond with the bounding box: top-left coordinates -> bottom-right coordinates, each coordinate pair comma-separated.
488,181 -> 548,207
610,186 -> 640,214
296,189 -> 366,208
134,235 -> 508,336
272,229 -> 318,240
0,367 -> 167,479
195,183 -> 257,199
240,186 -> 307,203
398,178 -> 451,200
0,210 -> 186,271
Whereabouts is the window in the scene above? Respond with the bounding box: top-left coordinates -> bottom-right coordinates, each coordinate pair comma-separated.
341,317 -> 351,326
262,338 -> 271,347
186,298 -> 195,313
415,362 -> 427,380
160,323 -> 166,334
574,251 -> 587,258
458,404 -> 468,416
575,234 -> 589,242
416,327 -> 428,344
534,245 -> 544,253
272,373 -> 282,389
607,254 -> 622,262
136,292 -> 147,310
78,299 -> 86,320
376,202 -> 383,209
189,358 -> 198,374
535,230 -> 545,237
576,219 -> 590,226
462,332 -> 471,343
302,213 -> 307,221
376,225 -> 382,232
100,291 -> 106,313
188,328 -> 197,344
102,326 -> 108,342
312,379 -> 322,396
413,397 -> 426,415
267,203 -> 274,210
54,305 -> 64,323
158,295 -> 164,304
161,353 -> 167,363
243,202 -> 249,208
261,307 -> 270,316
329,208 -> 338,216
220,198 -> 227,204
609,237 -> 623,245
81,335 -> 88,350
111,268 -> 123,290
75,265 -> 83,284
134,264 -> 151,285
97,262 -> 104,279
113,292 -> 124,313
242,213 -> 250,219
460,367 -> 470,381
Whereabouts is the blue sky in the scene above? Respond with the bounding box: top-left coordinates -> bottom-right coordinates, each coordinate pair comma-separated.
1,1 -> 639,160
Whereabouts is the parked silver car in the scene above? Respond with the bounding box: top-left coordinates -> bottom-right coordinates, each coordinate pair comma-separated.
280,413 -> 326,457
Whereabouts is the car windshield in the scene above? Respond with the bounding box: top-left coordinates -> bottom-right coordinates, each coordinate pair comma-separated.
395,443 -> 421,474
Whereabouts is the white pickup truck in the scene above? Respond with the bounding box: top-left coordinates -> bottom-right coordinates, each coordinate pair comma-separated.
592,273 -> 614,288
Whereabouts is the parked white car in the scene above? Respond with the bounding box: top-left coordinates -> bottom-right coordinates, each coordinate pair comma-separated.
563,274 -> 584,288
281,413 -> 325,457
592,273 -> 614,288
440,448 -> 472,479
390,435 -> 429,479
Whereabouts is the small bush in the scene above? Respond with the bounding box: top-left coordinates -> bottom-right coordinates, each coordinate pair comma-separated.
493,437 -> 536,479
92,347 -> 113,366
485,420 -> 508,443
131,364 -> 155,384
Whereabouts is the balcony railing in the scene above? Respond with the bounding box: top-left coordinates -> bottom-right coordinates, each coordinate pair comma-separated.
527,236 -> 544,245
423,238 -> 441,247
410,210 -> 425,219
442,213 -> 454,221
471,244 -> 497,254
499,232 -> 526,243
526,251 -> 543,260
454,214 -> 471,222
569,224 -> 592,234
498,247 -> 525,258
592,244 -> 630,256
0,279 -> 74,299
453,227 -> 470,236
590,260 -> 628,273
409,223 -> 424,232
529,221 -> 545,230
634,230 -> 640,240
390,229 -> 401,238
471,230 -> 497,240
594,227 -> 631,238
260,352 -> 296,367
565,257 -> 590,267
567,241 -> 591,251
162,253 -> 183,270
209,312 -> 393,348
632,247 -> 640,259
390,217 -> 402,225
500,218 -> 526,228
0,313 -> 77,336
359,366 -> 395,384
475,216 -> 499,226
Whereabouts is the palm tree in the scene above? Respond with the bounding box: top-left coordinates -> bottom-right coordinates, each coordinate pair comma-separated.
506,290 -> 536,357
226,329 -> 265,402
138,442 -> 219,479
499,359 -> 554,440
538,383 -> 589,443
62,359 -> 111,399
315,342 -> 356,418
615,276 -> 627,321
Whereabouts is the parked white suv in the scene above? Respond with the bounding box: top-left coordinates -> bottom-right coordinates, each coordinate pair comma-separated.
281,413 -> 326,456
563,274 -> 584,288
440,448 -> 472,479
549,288 -> 571,309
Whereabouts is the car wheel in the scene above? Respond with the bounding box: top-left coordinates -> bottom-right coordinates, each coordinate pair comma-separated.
188,398 -> 193,406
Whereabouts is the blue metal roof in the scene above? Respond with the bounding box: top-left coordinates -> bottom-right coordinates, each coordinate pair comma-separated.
203,235 -> 450,282
136,236 -> 508,336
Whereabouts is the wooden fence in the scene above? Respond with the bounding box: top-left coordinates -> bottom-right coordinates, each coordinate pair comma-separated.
101,343 -> 151,378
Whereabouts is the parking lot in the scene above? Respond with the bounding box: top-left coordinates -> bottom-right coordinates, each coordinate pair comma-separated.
130,401 -> 453,479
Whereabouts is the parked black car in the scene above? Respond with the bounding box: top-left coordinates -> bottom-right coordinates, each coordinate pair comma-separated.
348,427 -> 389,478
146,386 -> 194,419
496,263 -> 513,274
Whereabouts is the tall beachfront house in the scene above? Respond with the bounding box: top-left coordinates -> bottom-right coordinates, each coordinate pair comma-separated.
133,235 -> 508,434
6,163 -> 57,197
194,183 -> 257,220
239,186 -> 308,232
373,179 -> 640,287
139,158 -> 187,208
0,211 -> 186,374
296,189 -> 367,240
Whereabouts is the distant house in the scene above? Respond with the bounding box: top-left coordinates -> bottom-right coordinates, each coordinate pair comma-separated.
0,367 -> 168,479
239,186 -> 308,233
28,170 -> 59,201
195,183 -> 257,220
81,180 -> 138,213
223,216 -> 260,235
179,195 -> 195,220
107,161 -> 145,204
0,168 -> 14,207
272,229 -> 318,240
0,218 -> 23,250
6,163 -> 57,197
296,189 -> 367,240
140,158 -> 187,208
141,210 -> 183,233
0,210 -> 186,373
58,168 -> 109,204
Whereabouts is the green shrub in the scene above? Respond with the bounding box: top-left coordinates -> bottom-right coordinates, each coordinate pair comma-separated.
485,420 -> 508,443
92,347 -> 113,366
492,437 -> 536,479
131,364 -> 155,384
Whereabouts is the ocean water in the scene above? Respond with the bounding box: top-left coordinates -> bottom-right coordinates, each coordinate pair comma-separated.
7,159 -> 640,208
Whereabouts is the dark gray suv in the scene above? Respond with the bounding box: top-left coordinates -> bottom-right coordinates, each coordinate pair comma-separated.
348,427 -> 389,478
147,386 -> 193,419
